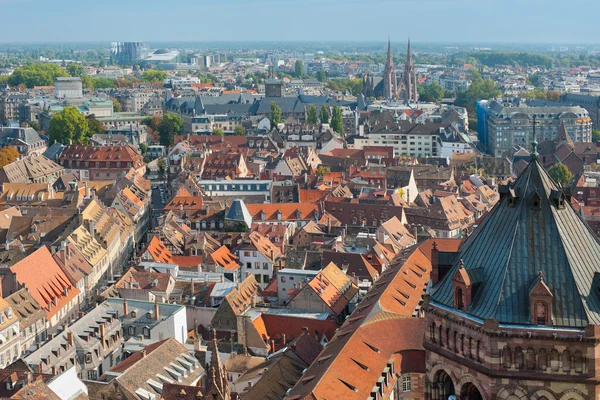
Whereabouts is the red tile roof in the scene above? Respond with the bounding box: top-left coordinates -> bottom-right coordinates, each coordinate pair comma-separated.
299,189 -> 329,204
245,203 -> 320,222
207,245 -> 241,271
11,246 -> 80,319
145,236 -> 173,264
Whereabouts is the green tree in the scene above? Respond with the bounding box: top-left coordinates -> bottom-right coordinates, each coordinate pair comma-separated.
8,63 -> 70,88
81,75 -> 94,90
139,143 -> 147,154
92,77 -> 116,89
319,105 -> 330,124
29,121 -> 39,131
316,165 -> 330,176
213,128 -> 224,136
158,113 -> 184,147
593,129 -> 600,143
111,97 -> 122,112
331,105 -> 344,134
67,63 -> 84,77
316,70 -> 327,83
295,60 -> 304,78
417,82 -> 445,103
548,163 -> 573,187
270,102 -> 282,128
455,70 -> 501,115
0,76 -> 8,86
306,104 -> 318,124
86,115 -> 106,135
141,69 -> 168,83
233,125 -> 246,136
157,158 -> 167,177
48,106 -> 90,145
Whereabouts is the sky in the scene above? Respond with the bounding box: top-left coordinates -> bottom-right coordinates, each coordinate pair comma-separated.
0,0 -> 598,44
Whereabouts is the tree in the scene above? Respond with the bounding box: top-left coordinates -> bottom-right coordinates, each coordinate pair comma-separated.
316,165 -> 330,176
593,129 -> 600,143
417,82 -> 445,103
454,70 -> 501,115
81,75 -> 94,90
92,77 -> 116,89
306,104 -> 318,124
548,163 -> 573,187
213,128 -> 224,136
111,97 -> 122,113
139,143 -> 147,154
8,63 -> 70,88
158,113 -> 184,147
67,63 -> 84,77
141,69 -> 168,83
320,105 -> 330,124
157,158 -> 167,177
233,125 -> 246,136
270,102 -> 282,128
86,115 -> 106,135
48,106 -> 90,145
316,70 -> 327,83
295,60 -> 304,78
29,121 -> 39,131
0,147 -> 20,169
331,105 -> 344,134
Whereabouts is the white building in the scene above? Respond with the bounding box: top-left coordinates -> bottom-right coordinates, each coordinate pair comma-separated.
54,77 -> 83,99
276,268 -> 319,305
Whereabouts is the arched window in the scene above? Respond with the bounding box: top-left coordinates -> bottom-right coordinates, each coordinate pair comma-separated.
536,302 -> 548,325
574,350 -> 583,373
502,346 -> 512,368
453,331 -> 458,353
526,348 -> 536,370
460,334 -> 465,355
550,349 -> 560,372
468,337 -> 472,358
455,287 -> 464,309
446,328 -> 451,349
476,340 -> 481,362
514,347 -> 524,369
562,350 -> 571,372
439,325 -> 443,348
538,348 -> 547,370
430,323 -> 436,343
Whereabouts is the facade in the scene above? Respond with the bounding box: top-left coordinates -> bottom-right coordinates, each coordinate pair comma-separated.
0,127 -> 48,157
424,149 -> 600,399
477,100 -> 593,157
54,77 -> 83,99
58,145 -> 145,181
0,297 -> 21,369
6,288 -> 47,355
199,179 -> 272,201
110,41 -> 149,65
238,231 -> 283,289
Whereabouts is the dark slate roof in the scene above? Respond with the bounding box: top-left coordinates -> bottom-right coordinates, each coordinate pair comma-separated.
431,158 -> 600,327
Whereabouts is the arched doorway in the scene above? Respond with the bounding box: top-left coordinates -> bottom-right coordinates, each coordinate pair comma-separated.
432,370 -> 455,400
461,382 -> 483,400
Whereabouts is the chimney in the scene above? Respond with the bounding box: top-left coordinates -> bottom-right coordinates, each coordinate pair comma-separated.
154,299 -> 160,320
431,242 -> 440,285
78,311 -> 84,318
36,342 -> 41,350
67,331 -> 73,346
48,333 -> 55,340
191,278 -> 194,295
142,349 -> 146,358
100,323 -> 106,348
123,298 -> 128,316
282,334 -> 286,346
271,339 -> 275,353
25,372 -> 32,384
62,324 -> 68,332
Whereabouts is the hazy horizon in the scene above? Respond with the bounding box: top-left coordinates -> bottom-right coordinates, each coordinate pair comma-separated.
1,0 -> 598,45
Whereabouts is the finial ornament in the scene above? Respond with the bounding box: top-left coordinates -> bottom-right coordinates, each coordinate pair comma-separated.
538,270 -> 544,281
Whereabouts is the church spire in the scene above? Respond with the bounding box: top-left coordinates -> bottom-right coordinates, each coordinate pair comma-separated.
383,38 -> 397,99
386,37 -> 393,68
203,329 -> 231,400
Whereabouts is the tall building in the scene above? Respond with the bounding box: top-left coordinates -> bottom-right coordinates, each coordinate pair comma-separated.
399,39 -> 418,104
477,99 -> 593,157
383,38 -> 397,99
423,146 -> 600,399
54,77 -> 82,99
110,42 -> 149,65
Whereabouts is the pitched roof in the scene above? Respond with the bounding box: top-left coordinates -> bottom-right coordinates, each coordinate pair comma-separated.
145,236 -> 174,264
207,245 -> 241,271
247,231 -> 282,263
245,203 -> 320,222
10,246 -> 80,319
432,158 -> 600,327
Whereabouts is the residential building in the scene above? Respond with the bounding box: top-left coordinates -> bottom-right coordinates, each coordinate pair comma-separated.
106,297 -> 188,344
68,225 -> 110,287
0,127 -> 47,157
238,231 -> 283,289
0,297 -> 21,368
58,145 -> 145,181
6,288 -> 46,354
0,155 -> 64,185
7,246 -> 80,332
276,268 -> 319,306
25,302 -> 122,379
477,99 -> 592,156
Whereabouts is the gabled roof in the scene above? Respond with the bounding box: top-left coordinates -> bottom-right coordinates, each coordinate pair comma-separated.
432,158 -> 600,327
145,236 -> 174,264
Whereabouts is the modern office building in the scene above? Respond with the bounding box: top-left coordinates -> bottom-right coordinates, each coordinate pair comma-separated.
477,99 -> 592,157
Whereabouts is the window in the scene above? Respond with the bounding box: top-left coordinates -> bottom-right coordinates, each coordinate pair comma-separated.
86,353 -> 92,363
128,326 -> 135,336
143,327 -> 150,339
536,302 -> 548,325
402,376 -> 411,392
281,276 -> 286,283
263,263 -> 268,270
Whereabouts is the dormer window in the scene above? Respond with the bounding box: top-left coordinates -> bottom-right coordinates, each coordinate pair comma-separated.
532,192 -> 541,210
530,271 -> 553,325
452,260 -> 472,312
277,211 -> 282,221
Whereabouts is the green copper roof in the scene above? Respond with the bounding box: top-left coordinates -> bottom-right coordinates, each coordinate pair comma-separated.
431,159 -> 600,327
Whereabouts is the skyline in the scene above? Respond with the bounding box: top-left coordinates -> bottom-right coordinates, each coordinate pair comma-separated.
1,0 -> 599,44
